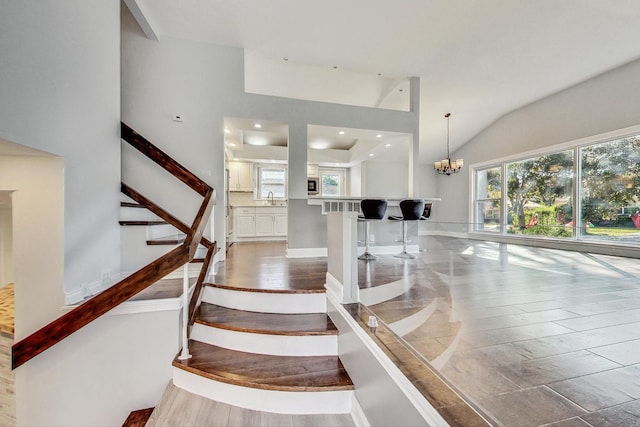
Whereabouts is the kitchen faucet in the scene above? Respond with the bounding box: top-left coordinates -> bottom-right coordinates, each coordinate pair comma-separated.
268,191 -> 275,205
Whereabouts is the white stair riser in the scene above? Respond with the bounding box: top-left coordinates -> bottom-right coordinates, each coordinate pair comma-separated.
173,368 -> 353,415
191,323 -> 338,356
202,286 -> 326,314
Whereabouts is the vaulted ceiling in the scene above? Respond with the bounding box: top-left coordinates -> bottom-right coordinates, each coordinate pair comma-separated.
129,0 -> 640,164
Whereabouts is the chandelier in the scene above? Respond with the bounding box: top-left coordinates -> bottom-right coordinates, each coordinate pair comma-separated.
434,113 -> 464,175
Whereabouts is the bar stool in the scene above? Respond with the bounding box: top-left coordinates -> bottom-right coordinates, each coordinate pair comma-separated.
389,199 -> 425,259
358,199 -> 388,260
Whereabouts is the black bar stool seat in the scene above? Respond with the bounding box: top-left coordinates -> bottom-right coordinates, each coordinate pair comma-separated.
389,199 -> 426,259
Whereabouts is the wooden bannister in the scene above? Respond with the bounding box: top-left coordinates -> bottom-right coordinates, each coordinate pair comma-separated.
12,123 -> 217,369
121,122 -> 210,197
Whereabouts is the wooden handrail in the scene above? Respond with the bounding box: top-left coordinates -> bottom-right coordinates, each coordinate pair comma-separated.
121,183 -> 213,248
185,188 -> 215,258
12,245 -> 189,369
121,122 -> 210,197
12,123 -> 217,369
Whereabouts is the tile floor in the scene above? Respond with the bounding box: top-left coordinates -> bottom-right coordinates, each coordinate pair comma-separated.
362,237 -> 640,426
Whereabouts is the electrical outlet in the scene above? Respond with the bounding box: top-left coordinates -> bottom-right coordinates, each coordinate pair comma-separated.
101,270 -> 110,283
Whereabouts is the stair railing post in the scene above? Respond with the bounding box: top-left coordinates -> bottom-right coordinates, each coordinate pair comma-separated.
178,263 -> 192,360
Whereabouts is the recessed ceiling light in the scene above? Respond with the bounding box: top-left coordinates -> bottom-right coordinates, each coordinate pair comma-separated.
385,143 -> 391,147
254,123 -> 262,129
227,143 -> 236,147
376,134 -> 383,138
369,153 -> 374,157
283,57 -> 288,61
338,131 -> 345,135
224,128 -> 231,134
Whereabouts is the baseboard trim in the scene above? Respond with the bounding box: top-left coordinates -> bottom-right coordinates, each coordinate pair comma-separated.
350,394 -> 370,427
286,247 -> 327,258
419,229 -> 469,239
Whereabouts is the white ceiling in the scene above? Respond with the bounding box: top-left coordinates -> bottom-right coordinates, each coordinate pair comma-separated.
132,0 -> 640,164
223,117 -> 410,166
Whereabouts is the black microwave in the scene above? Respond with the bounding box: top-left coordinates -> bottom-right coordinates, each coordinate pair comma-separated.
308,178 -> 319,195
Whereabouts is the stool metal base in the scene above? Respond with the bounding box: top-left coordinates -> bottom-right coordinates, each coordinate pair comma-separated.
358,251 -> 379,261
394,251 -> 416,259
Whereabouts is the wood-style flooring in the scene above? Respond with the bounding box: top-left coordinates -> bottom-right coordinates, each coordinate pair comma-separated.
213,242 -> 326,292
362,236 -> 640,427
0,284 -> 14,338
195,302 -> 338,336
146,382 -> 355,427
173,340 -> 353,392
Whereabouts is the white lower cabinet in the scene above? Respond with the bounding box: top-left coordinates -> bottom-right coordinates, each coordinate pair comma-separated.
274,214 -> 287,236
234,206 -> 287,239
256,213 -> 275,236
235,207 -> 256,237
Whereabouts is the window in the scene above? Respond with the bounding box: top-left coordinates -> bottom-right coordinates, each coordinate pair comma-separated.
472,132 -> 640,247
580,136 -> 640,240
319,168 -> 346,196
256,165 -> 286,199
474,166 -> 502,232
506,150 -> 573,238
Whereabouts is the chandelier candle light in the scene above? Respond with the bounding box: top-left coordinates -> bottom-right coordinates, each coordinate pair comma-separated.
434,113 -> 464,175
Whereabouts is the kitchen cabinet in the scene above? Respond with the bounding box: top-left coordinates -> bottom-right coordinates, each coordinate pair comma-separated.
255,213 -> 275,236
234,206 -> 287,239
228,162 -> 254,192
234,207 -> 255,237
274,213 -> 287,236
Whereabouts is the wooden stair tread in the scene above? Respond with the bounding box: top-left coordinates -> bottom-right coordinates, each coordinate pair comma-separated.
122,407 -> 154,427
146,234 -> 186,245
206,282 -> 326,295
119,220 -> 166,226
173,340 -> 353,392
195,302 -> 337,336
120,201 -> 145,208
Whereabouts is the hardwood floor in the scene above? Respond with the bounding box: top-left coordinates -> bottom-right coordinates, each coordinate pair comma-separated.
164,238 -> 640,425
213,242 -> 326,292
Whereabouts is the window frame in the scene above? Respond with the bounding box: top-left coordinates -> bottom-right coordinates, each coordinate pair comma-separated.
470,124 -> 640,250
318,167 -> 347,197
255,164 -> 287,200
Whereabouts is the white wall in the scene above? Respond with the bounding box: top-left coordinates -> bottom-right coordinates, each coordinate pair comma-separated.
15,305 -> 180,426
0,156 -> 65,340
361,161 -> 409,198
120,6 -> 419,254
436,57 -> 640,226
0,199 -> 13,287
0,0 -> 122,300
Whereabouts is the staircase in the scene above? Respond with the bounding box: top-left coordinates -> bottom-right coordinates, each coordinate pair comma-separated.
171,283 -> 355,415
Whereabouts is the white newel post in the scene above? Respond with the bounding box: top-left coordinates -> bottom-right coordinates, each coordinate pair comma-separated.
326,212 -> 359,304
178,263 -> 192,360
